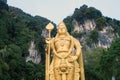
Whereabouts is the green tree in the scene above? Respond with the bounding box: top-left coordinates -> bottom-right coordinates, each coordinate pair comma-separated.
99,38 -> 120,80
84,47 -> 105,80
89,30 -> 98,43
96,17 -> 106,30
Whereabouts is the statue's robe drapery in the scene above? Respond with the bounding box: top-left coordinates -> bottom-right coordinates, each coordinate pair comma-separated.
48,36 -> 85,80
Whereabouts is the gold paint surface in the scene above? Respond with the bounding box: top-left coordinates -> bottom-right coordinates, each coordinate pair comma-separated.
45,22 -> 85,80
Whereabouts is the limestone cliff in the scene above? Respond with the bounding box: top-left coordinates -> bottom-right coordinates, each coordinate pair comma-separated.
63,5 -> 120,51
72,19 -> 119,51
26,41 -> 41,64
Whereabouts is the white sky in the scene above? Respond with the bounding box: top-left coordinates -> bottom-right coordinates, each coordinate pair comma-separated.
7,0 -> 120,24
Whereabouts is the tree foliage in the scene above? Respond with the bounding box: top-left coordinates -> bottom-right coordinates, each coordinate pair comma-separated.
99,38 -> 120,80
0,1 -> 51,79
85,38 -> 120,80
72,4 -> 102,24
96,17 -> 106,30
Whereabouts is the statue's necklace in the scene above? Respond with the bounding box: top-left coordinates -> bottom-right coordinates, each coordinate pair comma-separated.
59,38 -> 65,47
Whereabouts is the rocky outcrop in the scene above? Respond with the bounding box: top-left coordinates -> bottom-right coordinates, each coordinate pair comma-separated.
41,29 -> 48,38
72,19 -> 118,50
73,19 -> 96,32
26,41 -> 41,64
98,26 -> 115,48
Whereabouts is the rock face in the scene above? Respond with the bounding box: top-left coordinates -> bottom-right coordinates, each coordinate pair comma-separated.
41,29 -> 48,38
98,26 -> 115,48
72,19 -> 118,51
73,19 -> 96,32
26,41 -> 41,64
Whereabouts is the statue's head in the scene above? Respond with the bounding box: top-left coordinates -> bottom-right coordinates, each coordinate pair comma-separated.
55,21 -> 70,38
57,21 -> 68,35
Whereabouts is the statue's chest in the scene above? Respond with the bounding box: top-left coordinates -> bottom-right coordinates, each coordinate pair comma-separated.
54,38 -> 71,47
54,38 -> 71,53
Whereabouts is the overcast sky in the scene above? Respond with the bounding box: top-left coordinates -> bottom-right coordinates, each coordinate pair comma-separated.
7,0 -> 120,24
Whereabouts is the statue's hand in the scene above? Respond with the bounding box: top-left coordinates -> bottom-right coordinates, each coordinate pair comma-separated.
72,56 -> 78,60
67,56 -> 78,63
45,38 -> 52,44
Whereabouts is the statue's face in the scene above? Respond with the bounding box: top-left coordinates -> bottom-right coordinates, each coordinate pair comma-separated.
58,23 -> 67,35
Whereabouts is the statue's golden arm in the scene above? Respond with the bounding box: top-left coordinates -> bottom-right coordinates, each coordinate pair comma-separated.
46,38 -> 62,59
73,38 -> 85,80
45,38 -> 59,65
73,38 -> 82,60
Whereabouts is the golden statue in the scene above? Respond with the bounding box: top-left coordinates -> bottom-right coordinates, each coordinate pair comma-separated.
45,22 -> 85,80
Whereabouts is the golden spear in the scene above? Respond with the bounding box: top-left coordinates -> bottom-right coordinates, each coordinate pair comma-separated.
45,23 -> 54,80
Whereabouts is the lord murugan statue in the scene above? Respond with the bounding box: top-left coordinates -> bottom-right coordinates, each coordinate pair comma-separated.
45,22 -> 85,80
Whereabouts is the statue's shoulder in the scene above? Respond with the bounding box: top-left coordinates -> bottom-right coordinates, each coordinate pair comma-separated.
70,36 -> 78,41
53,37 -> 61,43
70,36 -> 82,48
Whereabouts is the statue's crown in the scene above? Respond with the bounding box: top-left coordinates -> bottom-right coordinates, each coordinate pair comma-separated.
58,21 -> 66,29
